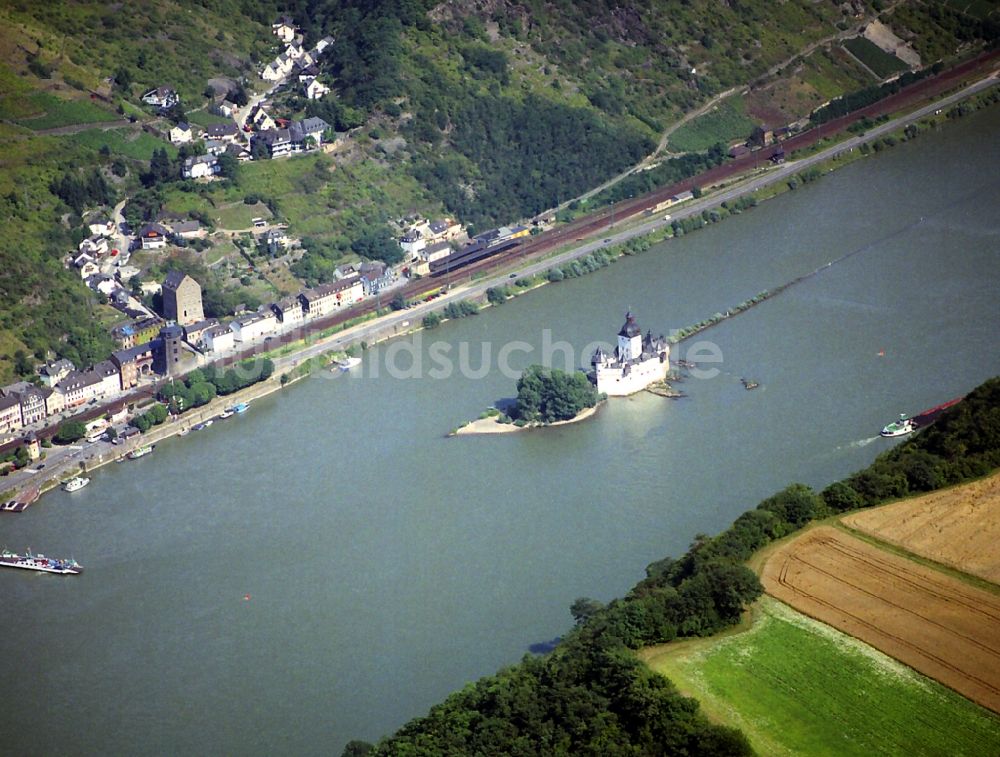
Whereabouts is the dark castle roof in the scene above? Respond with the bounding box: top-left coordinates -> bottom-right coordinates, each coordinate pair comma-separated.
618,312 -> 641,338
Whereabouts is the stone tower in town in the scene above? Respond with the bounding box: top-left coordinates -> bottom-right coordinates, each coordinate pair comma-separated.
158,324 -> 186,377
162,271 -> 204,326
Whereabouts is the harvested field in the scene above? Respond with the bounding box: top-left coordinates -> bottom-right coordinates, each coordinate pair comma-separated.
843,472 -> 1000,583
762,526 -> 1000,713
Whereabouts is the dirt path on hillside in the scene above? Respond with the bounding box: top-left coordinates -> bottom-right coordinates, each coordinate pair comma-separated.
761,525 -> 1000,713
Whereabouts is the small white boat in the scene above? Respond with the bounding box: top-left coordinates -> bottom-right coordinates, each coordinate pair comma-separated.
178,428 -> 190,436
881,414 -> 916,438
128,445 -> 154,459
219,410 -> 233,419
336,357 -> 362,371
63,477 -> 90,492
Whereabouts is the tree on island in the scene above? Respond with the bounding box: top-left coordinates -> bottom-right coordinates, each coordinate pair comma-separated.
514,365 -> 600,423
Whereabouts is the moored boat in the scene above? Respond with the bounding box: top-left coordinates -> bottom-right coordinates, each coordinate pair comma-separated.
881,414 -> 916,438
0,548 -> 82,575
63,477 -> 90,492
335,357 -> 361,371
128,445 -> 154,459
219,410 -> 233,419
232,402 -> 249,414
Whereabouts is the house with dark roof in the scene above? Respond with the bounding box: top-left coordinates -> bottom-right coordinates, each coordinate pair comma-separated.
0,394 -> 21,436
359,261 -> 392,295
169,122 -> 194,144
40,358 -> 75,387
182,154 -> 220,179
214,100 -> 238,118
139,223 -> 170,250
202,324 -> 235,354
298,276 -> 364,319
142,87 -> 179,109
271,296 -> 304,327
56,370 -> 104,408
111,343 -> 156,389
205,122 -> 240,141
170,220 -> 205,239
230,310 -> 277,342
1,382 -> 48,426
254,128 -> 293,158
111,316 -> 164,349
182,318 -> 219,346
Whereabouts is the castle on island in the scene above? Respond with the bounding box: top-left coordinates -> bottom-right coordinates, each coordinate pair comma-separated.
590,312 -> 670,396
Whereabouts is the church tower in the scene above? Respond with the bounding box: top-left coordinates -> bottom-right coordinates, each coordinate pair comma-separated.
617,312 -> 642,362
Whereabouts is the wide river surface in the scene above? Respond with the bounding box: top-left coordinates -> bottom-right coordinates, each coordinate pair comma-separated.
3,106 -> 999,754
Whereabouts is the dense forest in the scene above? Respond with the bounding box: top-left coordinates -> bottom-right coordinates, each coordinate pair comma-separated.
363,377 -> 1000,753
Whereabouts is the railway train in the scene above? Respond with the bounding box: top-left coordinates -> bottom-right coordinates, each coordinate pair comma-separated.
428,225 -> 530,276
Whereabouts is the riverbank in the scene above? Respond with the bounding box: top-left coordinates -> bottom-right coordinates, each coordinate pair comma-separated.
5,75 -> 995,507
13,370 -> 298,507
452,403 -> 603,436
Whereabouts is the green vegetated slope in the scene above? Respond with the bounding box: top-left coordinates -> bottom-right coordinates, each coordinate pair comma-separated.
843,36 -> 908,78
367,378 -> 1000,752
1,0 -> 997,383
669,98 -> 758,153
648,597 -> 1000,757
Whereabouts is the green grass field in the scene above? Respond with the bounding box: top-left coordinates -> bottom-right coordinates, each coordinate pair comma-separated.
668,97 -> 757,152
8,91 -> 116,130
644,598 -> 1000,756
843,37 -> 907,79
65,127 -> 172,161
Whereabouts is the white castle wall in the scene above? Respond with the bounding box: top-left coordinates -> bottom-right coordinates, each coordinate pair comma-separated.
595,354 -> 669,396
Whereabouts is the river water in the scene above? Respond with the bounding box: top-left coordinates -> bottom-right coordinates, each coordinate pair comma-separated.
3,107 -> 999,754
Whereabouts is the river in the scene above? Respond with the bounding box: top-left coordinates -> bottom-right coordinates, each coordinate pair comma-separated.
2,106 -> 999,754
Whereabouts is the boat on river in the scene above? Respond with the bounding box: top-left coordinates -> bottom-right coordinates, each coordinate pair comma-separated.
334,357 -> 361,371
128,445 -> 154,459
218,410 -> 233,419
232,402 -> 250,414
0,549 -> 82,575
63,477 -> 90,492
881,414 -> 916,437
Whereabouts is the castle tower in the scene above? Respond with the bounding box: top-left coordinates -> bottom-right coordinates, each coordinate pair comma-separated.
617,312 -> 643,363
162,271 -> 204,326
159,325 -> 186,376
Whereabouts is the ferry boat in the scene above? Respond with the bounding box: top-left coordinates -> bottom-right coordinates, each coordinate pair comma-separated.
128,444 -> 154,459
63,477 -> 90,492
881,414 -> 916,438
232,402 -> 249,414
0,549 -> 82,575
